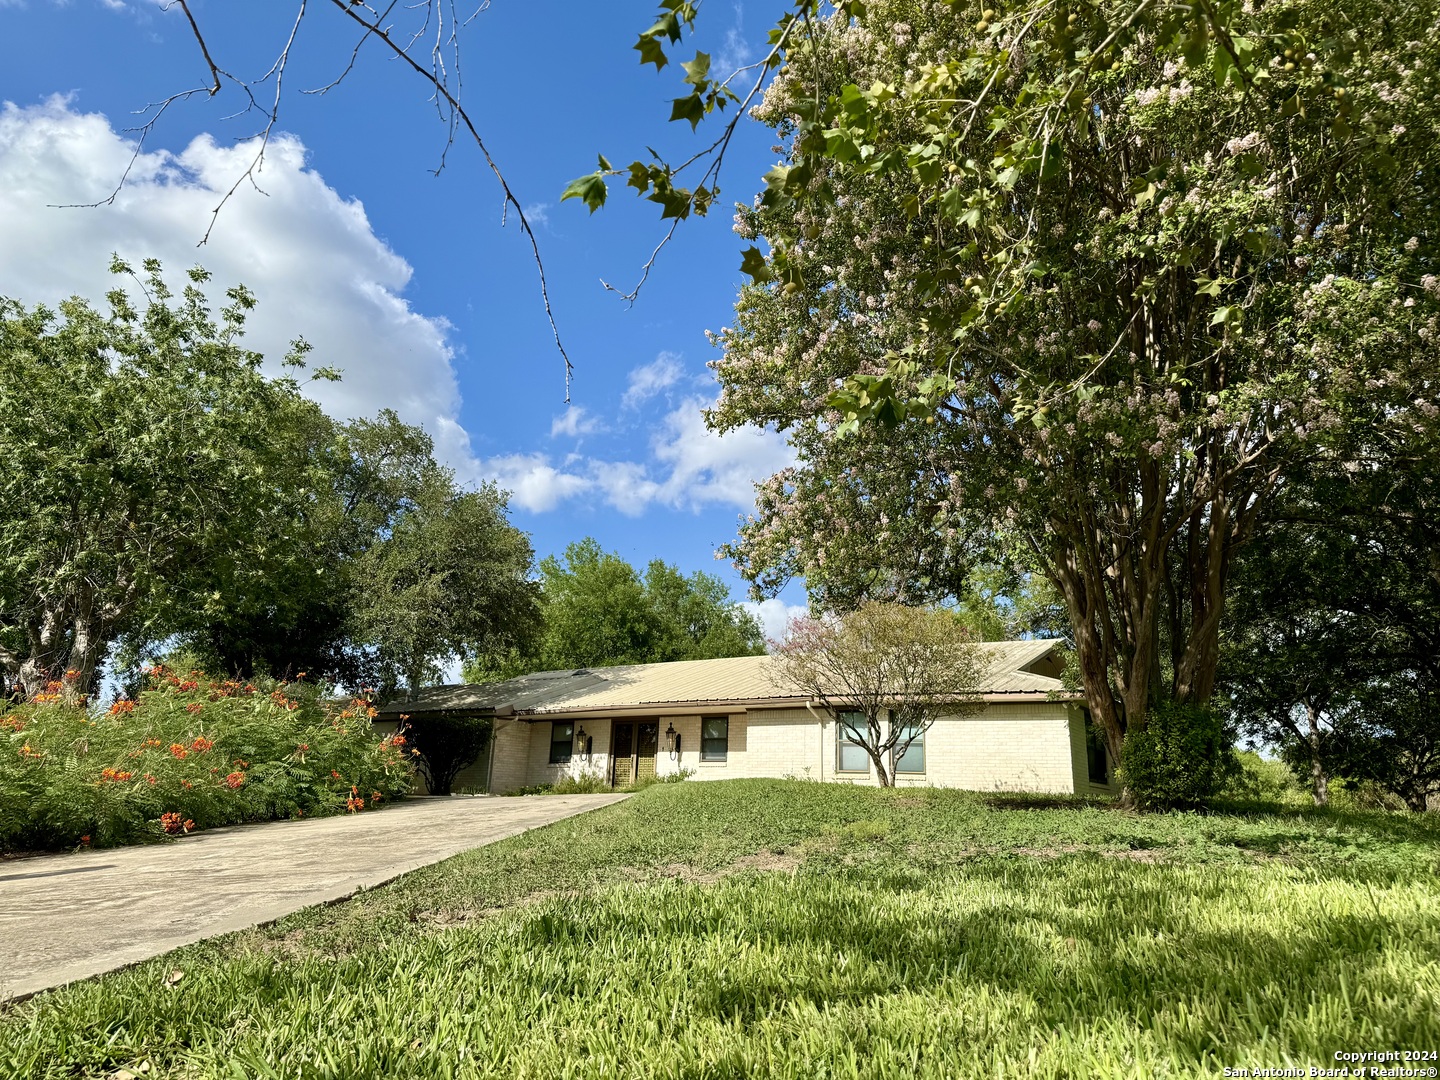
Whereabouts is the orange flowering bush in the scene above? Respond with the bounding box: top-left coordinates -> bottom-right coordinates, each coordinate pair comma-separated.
0,665 -> 415,851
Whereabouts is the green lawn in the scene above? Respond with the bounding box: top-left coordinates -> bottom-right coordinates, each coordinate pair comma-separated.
4,781 -> 1439,1079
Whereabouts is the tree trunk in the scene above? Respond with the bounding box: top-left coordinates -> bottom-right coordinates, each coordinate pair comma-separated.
66,593 -> 104,705
17,604 -> 69,700
1305,701 -> 1329,807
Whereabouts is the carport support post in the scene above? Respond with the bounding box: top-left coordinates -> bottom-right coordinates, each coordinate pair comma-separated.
485,718 -> 499,794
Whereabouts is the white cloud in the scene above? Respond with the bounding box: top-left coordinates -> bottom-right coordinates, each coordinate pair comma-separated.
549,405 -> 603,439
741,598 -> 808,646
622,351 -> 684,409
523,202 -> 550,229
0,97 -> 476,477
480,395 -> 795,517
484,453 -> 591,513
648,396 -> 794,510
716,4 -> 754,75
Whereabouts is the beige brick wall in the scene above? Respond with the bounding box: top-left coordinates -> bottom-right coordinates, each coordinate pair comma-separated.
487,718 -> 533,794
474,700 -> 1088,795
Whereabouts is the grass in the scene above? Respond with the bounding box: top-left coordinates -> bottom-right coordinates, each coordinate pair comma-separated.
3,780 -> 1438,1078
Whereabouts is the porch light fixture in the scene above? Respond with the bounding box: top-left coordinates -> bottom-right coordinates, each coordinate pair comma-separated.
665,723 -> 677,752
575,725 -> 589,759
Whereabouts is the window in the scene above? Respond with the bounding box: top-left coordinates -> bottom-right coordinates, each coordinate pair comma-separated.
1084,712 -> 1108,784
837,711 -> 870,773
893,721 -> 925,775
548,721 -> 574,765
701,716 -> 729,762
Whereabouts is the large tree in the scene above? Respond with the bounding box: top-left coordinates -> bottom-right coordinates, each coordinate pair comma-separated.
352,478 -> 540,700
772,601 -> 986,787
467,538 -> 765,678
0,259 -> 335,700
1220,451 -> 1440,809
174,410 -> 460,688
704,0 -> 1439,786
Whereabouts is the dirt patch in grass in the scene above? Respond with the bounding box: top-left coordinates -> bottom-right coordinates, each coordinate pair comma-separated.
1012,844 -> 1090,858
654,849 -> 802,885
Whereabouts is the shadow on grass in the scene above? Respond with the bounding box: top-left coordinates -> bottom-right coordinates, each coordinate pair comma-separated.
516,856 -> 1435,1051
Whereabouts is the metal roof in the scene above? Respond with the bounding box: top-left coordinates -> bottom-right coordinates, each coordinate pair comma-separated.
377,639 -> 1071,719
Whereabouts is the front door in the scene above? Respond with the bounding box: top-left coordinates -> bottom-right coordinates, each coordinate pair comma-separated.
610,721 -> 659,787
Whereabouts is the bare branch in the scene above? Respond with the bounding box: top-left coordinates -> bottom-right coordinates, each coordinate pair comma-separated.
325,0 -> 574,396
168,0 -> 223,96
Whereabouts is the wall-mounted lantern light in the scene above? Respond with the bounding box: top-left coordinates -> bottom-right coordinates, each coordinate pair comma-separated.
665,722 -> 679,758
576,725 -> 589,759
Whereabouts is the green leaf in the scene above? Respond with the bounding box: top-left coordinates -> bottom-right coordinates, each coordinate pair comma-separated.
634,34 -> 669,70
681,51 -> 711,87
739,246 -> 772,283
1210,306 -> 1232,326
560,172 -> 608,214
627,162 -> 653,194
669,93 -> 706,130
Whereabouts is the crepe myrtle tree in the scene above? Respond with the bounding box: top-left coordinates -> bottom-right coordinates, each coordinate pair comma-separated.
697,0 -> 1439,787
772,601 -> 987,787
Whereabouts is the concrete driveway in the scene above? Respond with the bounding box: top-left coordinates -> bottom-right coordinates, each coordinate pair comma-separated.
0,793 -> 627,1000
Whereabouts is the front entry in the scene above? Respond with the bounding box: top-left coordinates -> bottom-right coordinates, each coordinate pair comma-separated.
610,721 -> 658,787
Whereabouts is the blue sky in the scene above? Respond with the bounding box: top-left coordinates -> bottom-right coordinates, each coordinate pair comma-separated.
0,0 -> 808,639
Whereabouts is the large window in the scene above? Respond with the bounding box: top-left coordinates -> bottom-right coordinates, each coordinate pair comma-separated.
701,716 -> 729,762
549,721 -> 575,765
893,722 -> 925,775
1084,712 -> 1108,784
837,711 -> 870,773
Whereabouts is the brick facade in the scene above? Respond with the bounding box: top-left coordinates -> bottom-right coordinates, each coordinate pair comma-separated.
480,701 -> 1119,796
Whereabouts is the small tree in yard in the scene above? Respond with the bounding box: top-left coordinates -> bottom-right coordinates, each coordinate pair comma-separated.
403,715 -> 491,796
773,602 -> 987,787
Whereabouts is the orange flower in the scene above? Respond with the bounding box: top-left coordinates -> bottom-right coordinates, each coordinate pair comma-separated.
190,736 -> 214,753
145,773 -> 157,784
79,835 -> 91,847
185,703 -> 204,715
177,680 -> 199,693
108,700 -> 136,716
160,812 -> 185,835
331,770 -> 341,780
44,680 -> 64,694
169,744 -> 189,760
99,767 -> 134,782
371,791 -> 383,805
233,759 -> 248,769
183,819 -> 195,831
63,669 -> 81,681
181,780 -> 193,790
224,771 -> 245,789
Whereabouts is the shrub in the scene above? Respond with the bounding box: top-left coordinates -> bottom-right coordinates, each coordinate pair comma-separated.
0,666 -> 416,851
1220,750 -> 1311,807
1120,700 -> 1236,810
550,770 -> 613,795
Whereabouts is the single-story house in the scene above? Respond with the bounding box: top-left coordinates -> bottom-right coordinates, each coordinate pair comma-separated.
375,640 -> 1117,797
